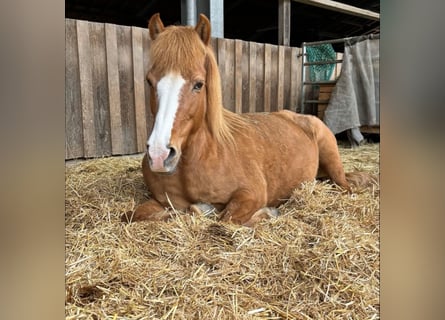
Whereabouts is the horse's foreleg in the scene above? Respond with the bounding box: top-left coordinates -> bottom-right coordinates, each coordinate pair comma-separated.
219,189 -> 269,226
121,199 -> 171,223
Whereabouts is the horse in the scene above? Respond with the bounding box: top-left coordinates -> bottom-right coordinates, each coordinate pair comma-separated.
122,13 -> 371,227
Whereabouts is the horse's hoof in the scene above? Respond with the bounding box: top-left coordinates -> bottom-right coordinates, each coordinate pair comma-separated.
241,207 -> 280,227
190,203 -> 217,217
267,207 -> 280,218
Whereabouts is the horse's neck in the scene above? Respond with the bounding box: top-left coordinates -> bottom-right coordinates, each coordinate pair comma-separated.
184,105 -> 245,162
183,119 -> 228,163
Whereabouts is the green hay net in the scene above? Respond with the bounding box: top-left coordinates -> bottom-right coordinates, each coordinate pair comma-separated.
306,44 -> 336,81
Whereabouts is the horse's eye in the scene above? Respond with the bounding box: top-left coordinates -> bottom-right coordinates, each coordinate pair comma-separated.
147,79 -> 153,87
193,82 -> 204,91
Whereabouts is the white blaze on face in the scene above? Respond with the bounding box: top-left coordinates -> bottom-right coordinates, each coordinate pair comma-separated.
147,73 -> 186,170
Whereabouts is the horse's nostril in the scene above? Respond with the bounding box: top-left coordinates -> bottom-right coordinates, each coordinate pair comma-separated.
167,146 -> 177,160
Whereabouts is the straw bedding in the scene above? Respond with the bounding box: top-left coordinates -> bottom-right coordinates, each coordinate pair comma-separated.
66,142 -> 379,319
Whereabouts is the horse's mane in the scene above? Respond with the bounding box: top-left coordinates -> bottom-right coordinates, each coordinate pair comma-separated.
150,25 -> 248,146
203,45 -> 248,146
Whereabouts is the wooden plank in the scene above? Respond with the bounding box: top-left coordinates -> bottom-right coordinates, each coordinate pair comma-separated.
263,44 -> 272,112
65,19 -> 84,159
226,39 -> 235,112
218,38 -> 236,111
76,20 -> 96,158
248,42 -> 257,113
318,84 -> 335,93
105,23 -> 124,155
360,125 -> 380,134
143,29 -> 154,140
116,25 -> 137,155
241,40 -> 250,114
278,0 -> 291,46
292,0 -> 380,20
317,104 -> 328,119
283,47 -> 292,110
270,45 -> 279,112
255,43 -> 265,113
277,45 -> 285,110
290,47 -> 301,112
316,84 -> 335,120
132,26 -> 147,153
216,38 -> 226,108
334,52 -> 343,78
234,39 -> 243,114
210,38 -> 218,63
90,22 -> 112,157
289,47 -> 298,112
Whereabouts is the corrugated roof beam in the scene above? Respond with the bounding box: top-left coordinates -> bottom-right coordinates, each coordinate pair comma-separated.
292,0 -> 380,20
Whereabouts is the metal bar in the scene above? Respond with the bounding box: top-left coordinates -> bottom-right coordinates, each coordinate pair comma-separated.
304,59 -> 342,66
303,80 -> 337,85
209,0 -> 224,38
303,99 -> 330,104
196,0 -> 224,38
303,33 -> 379,47
300,45 -> 307,113
186,0 -> 197,25
181,0 -> 197,26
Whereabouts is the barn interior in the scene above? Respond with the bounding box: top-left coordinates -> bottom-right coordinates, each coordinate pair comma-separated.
65,3 -> 380,318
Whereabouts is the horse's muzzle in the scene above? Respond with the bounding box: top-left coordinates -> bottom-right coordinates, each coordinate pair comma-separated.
147,145 -> 180,174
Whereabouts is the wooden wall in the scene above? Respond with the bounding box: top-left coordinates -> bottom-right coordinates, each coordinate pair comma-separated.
65,19 -> 303,160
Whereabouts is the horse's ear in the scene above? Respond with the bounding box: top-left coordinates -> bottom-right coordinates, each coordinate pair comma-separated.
195,14 -> 211,45
148,13 -> 165,40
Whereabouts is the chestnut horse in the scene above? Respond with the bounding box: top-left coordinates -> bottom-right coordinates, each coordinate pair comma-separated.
122,13 -> 363,227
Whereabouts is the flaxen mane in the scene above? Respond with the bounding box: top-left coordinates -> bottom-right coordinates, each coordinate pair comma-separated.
203,44 -> 248,146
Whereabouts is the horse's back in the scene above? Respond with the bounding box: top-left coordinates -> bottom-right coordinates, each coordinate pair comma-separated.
273,110 -> 341,152
240,110 -> 320,149
241,110 -> 329,146
274,110 -> 326,139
